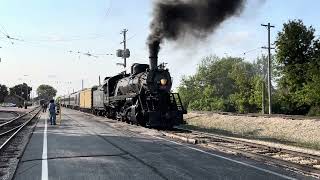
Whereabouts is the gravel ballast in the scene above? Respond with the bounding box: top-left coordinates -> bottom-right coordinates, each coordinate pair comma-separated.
183,112 -> 320,151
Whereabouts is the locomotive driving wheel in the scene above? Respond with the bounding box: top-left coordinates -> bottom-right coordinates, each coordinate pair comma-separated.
130,99 -> 145,127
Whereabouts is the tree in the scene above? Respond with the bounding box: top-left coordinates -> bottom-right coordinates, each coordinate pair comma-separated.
178,55 -> 263,113
228,60 -> 259,113
9,83 -> 32,100
178,55 -> 240,112
36,85 -> 57,100
275,19 -> 320,114
301,39 -> 320,115
0,84 -> 8,103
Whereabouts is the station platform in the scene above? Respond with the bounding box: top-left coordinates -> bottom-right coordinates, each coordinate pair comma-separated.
13,108 -> 303,180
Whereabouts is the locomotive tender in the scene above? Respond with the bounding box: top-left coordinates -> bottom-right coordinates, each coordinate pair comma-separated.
60,56 -> 186,128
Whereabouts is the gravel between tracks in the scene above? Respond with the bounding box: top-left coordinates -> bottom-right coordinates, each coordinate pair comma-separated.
0,112 -> 40,180
182,111 -> 320,154
0,112 -> 18,121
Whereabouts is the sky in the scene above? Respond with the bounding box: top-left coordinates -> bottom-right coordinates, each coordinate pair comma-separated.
0,0 -> 319,97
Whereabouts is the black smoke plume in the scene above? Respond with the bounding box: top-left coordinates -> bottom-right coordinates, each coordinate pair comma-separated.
148,0 -> 246,58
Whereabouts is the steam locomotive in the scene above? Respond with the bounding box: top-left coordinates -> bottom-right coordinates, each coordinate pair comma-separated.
60,56 -> 186,128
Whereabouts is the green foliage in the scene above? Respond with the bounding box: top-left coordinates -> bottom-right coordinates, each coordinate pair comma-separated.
0,84 -> 8,103
178,55 -> 265,113
37,84 -> 57,100
9,83 -> 32,100
275,19 -> 320,114
178,19 -> 320,115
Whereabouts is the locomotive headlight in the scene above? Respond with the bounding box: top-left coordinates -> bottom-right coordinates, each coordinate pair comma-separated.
160,79 -> 168,85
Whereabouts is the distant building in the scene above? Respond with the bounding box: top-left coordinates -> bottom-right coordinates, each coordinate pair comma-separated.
4,94 -> 25,107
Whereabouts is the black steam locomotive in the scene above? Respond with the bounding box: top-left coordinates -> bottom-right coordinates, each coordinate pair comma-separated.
103,56 -> 186,128
60,56 -> 186,128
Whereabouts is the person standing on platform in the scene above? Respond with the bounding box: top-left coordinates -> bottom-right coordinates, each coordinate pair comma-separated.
48,99 -> 57,125
42,103 -> 47,112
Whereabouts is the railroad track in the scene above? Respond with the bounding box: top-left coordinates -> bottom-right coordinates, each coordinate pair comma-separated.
63,108 -> 320,177
0,107 -> 41,151
163,127 -> 320,177
0,111 -> 19,123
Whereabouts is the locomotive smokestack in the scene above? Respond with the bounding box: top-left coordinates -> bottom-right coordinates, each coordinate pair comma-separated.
149,56 -> 158,70
147,0 -> 246,58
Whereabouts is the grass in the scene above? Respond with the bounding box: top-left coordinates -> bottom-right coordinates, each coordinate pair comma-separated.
182,112 -> 320,151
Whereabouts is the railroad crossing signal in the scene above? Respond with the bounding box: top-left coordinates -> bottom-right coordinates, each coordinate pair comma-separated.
116,49 -> 130,58
116,29 -> 130,69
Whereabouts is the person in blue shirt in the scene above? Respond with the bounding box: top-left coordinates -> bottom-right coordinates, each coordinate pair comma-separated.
48,99 -> 56,125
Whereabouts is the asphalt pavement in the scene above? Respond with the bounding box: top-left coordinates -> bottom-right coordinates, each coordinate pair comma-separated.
13,108 -> 313,180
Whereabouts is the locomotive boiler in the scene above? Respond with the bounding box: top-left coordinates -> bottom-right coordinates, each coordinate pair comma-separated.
102,56 -> 186,128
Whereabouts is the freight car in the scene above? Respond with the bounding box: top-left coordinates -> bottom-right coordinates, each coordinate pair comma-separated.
69,91 -> 80,110
60,95 -> 68,107
39,99 -> 46,106
61,87 -> 104,114
60,92 -> 80,109
79,88 -> 93,111
92,86 -> 105,116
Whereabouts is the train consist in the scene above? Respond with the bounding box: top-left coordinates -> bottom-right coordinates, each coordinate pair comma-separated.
60,56 -> 186,128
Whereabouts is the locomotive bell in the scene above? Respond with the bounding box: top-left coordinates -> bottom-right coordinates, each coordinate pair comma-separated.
160,79 -> 167,85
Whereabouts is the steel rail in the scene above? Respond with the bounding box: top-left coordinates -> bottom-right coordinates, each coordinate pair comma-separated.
0,108 -> 41,151
175,127 -> 320,161
0,111 -> 20,121
61,108 -> 320,175
0,107 -> 39,128
171,127 -> 320,175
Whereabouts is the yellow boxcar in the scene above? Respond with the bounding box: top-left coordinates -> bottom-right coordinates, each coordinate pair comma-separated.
80,88 -> 92,109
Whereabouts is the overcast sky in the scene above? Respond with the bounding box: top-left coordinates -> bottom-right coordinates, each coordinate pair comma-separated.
0,0 -> 319,96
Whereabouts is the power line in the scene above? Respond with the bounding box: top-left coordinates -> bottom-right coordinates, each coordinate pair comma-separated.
242,47 -> 261,55
0,24 -> 24,44
0,24 -> 9,36
127,33 -> 138,41
20,33 -> 111,43
68,50 -> 114,59
0,29 -> 114,59
105,0 -> 113,19
233,47 -> 262,57
0,29 -> 7,37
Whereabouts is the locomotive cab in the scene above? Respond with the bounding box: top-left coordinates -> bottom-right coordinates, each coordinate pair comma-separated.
131,63 -> 149,75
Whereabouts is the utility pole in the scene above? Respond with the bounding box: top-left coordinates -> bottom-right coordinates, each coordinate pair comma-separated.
116,29 -> 130,72
121,29 -> 128,69
262,77 -> 266,114
261,56 -> 267,114
81,80 -> 84,90
24,75 -> 30,101
261,23 -> 275,114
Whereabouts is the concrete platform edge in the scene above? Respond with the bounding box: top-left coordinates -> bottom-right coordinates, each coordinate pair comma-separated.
9,114 -> 42,180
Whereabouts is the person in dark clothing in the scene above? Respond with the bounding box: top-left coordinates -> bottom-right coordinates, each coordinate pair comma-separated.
48,100 -> 56,125
42,103 -> 47,112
